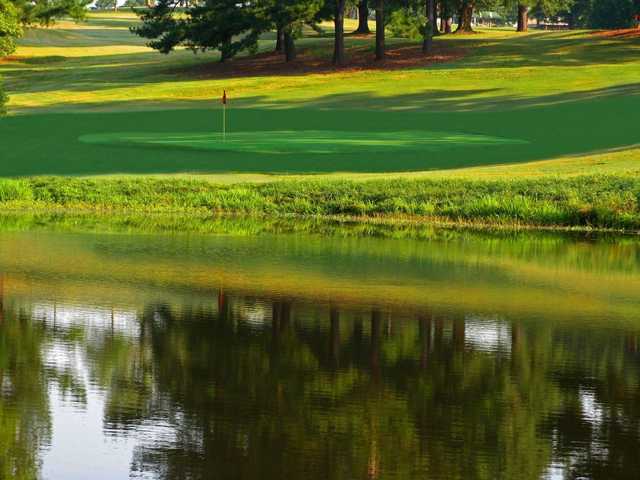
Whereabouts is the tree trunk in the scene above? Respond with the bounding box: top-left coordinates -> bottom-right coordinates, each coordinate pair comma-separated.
455,0 -> 474,33
333,0 -> 346,65
219,37 -> 231,63
284,30 -> 296,62
517,4 -> 529,32
370,310 -> 381,377
330,308 -> 340,367
422,0 -> 436,54
275,26 -> 284,52
355,0 -> 371,33
375,0 -> 384,60
453,318 -> 465,353
419,315 -> 432,369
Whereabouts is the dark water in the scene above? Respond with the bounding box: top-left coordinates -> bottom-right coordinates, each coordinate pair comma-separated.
1,221 -> 639,480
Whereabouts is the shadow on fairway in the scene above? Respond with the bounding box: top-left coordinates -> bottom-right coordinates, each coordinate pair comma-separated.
287,82 -> 640,111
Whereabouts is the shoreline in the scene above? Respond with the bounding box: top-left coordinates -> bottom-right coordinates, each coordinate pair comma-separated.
0,174 -> 639,235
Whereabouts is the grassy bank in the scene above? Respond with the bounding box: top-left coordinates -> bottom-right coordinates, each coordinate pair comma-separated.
1,175 -> 638,231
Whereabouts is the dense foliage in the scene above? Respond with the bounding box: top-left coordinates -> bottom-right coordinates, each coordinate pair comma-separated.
583,0 -> 640,28
1,0 -> 90,57
133,0 -> 640,66
11,0 -> 89,26
0,0 -> 21,56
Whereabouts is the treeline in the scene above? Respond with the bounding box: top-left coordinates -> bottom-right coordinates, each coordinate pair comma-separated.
133,0 -> 640,65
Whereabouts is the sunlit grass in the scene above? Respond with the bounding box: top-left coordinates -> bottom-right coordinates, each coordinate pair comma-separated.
3,15 -> 639,114
0,174 -> 638,231
1,14 -> 639,228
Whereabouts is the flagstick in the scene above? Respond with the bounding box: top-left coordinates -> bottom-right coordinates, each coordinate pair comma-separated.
222,102 -> 226,142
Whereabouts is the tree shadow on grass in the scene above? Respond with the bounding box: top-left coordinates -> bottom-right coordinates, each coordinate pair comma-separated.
6,30 -> 640,102
440,30 -> 640,69
280,82 -> 640,111
10,80 -> 640,117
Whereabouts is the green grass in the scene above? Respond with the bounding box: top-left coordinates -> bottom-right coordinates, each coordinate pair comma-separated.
0,175 -> 639,231
0,99 -> 639,176
1,15 -> 639,178
1,14 -> 639,229
79,129 -> 527,154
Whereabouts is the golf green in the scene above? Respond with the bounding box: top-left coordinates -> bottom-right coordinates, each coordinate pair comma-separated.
1,93 -> 638,176
79,130 -> 527,155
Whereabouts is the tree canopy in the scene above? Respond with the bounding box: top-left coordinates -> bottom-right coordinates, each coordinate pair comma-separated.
0,0 -> 21,57
133,0 -> 640,67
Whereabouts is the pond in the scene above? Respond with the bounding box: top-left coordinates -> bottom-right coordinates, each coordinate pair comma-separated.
0,217 -> 639,479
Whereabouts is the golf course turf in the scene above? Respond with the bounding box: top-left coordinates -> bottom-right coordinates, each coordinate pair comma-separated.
1,13 -> 639,229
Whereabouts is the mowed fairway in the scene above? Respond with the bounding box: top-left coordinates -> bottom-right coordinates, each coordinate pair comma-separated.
1,13 -> 640,178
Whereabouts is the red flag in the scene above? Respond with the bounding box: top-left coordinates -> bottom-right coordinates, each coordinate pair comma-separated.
222,90 -> 227,105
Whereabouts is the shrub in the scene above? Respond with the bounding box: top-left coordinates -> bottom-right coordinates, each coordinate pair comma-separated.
388,9 -> 425,41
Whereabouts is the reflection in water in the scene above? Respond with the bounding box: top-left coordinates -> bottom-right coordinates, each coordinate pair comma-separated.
0,227 -> 639,479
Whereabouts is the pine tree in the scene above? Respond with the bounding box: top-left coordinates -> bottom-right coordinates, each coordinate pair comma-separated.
133,0 -> 267,62
261,0 -> 324,62
12,0 -> 89,27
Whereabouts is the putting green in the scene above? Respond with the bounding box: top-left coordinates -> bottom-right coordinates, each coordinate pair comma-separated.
79,130 -> 528,155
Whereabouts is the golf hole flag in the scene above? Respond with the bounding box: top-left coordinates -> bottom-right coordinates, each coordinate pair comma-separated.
221,90 -> 227,140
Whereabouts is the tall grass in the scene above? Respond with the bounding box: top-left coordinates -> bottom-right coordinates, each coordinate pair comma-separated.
0,179 -> 33,202
1,175 -> 639,231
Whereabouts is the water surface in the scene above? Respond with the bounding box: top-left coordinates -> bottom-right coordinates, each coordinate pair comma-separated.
1,221 -> 639,479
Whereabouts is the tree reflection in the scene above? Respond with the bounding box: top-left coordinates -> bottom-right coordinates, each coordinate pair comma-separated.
0,302 -> 51,480
1,291 -> 640,479
114,298 -> 640,480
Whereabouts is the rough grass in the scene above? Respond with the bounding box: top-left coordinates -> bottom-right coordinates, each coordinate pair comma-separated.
1,175 -> 638,231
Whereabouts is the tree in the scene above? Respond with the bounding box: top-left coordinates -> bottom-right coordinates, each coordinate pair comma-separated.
517,1 -> 530,30
333,0 -> 347,64
454,0 -> 501,32
456,0 -> 476,32
529,0 -> 574,26
422,0 -> 436,53
12,0 -> 89,27
503,0 -> 535,31
0,0 -> 22,56
265,0 -> 323,62
375,0 -> 384,59
133,0 -> 267,62
355,0 -> 371,33
589,0 -> 639,28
